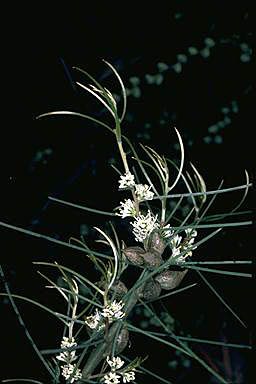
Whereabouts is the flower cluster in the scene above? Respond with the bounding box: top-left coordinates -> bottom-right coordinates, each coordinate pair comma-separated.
160,223 -> 174,238
118,172 -> 154,201
84,308 -> 104,330
130,210 -> 159,242
117,174 -> 199,250
102,300 -> 125,320
56,337 -> 82,383
116,199 -> 137,218
56,337 -> 77,363
134,183 -> 154,201
107,356 -> 124,370
117,172 -> 159,242
118,172 -> 136,189
103,356 -> 136,384
85,300 -> 125,331
170,228 -> 197,263
117,173 -> 154,213
61,364 -> 82,383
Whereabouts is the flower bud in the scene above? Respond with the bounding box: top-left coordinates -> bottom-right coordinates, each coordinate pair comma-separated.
155,269 -> 188,290
122,246 -> 145,266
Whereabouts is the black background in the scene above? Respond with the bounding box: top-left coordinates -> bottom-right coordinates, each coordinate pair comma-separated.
1,3 -> 254,383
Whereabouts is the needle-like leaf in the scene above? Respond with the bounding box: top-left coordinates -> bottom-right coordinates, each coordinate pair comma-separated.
196,270 -> 248,328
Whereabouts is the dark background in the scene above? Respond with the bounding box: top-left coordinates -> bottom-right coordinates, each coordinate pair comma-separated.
1,3 -> 254,383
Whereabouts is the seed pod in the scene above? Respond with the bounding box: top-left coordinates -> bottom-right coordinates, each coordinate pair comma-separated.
122,246 -> 145,266
104,327 -> 129,356
141,279 -> 162,300
148,230 -> 166,255
110,280 -> 128,299
155,269 -> 188,290
142,251 -> 163,270
97,280 -> 128,299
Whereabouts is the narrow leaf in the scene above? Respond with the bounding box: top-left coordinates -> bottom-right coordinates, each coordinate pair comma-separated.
196,270 -> 248,328
48,196 -> 116,216
36,110 -> 114,134
0,220 -> 111,259
33,262 -> 105,296
186,265 -> 251,277
168,127 -> 185,191
102,59 -> 127,122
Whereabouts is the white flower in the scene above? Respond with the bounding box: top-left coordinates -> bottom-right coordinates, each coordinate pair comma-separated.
161,224 -> 174,238
116,199 -> 137,218
185,228 -> 197,238
56,352 -> 66,362
109,300 -> 125,314
122,370 -> 136,383
56,337 -> 77,363
169,234 -> 182,248
102,300 -> 125,320
172,246 -> 181,258
118,172 -> 136,189
130,210 -> 159,242
56,350 -> 77,363
85,308 -> 103,329
61,337 -> 76,349
107,356 -> 125,370
170,228 -> 198,263
134,184 -> 154,201
61,364 -> 82,383
184,228 -> 198,251
104,371 -> 121,384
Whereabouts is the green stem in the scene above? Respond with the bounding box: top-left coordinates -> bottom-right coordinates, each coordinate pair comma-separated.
79,286 -> 140,381
117,140 -> 129,173
161,179 -> 169,224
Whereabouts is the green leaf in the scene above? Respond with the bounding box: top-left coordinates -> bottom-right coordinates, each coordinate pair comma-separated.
102,59 -> 127,122
1,380 -> 46,384
196,270 -> 248,328
123,135 -> 160,196
0,220 -> 111,259
36,110 -> 114,134
185,265 -> 251,278
33,262 -> 105,296
127,323 -> 192,357
48,196 -> 116,216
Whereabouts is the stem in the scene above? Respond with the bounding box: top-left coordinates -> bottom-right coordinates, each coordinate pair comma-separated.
69,280 -> 79,339
161,178 -> 169,224
69,303 -> 77,340
117,140 -> 129,173
78,286 -> 140,381
115,114 -> 130,173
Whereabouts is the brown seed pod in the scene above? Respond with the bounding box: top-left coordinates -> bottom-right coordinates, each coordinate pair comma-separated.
104,327 -> 129,356
141,279 -> 162,300
110,280 -> 128,299
97,280 -> 128,299
148,230 -> 166,255
155,269 -> 188,290
142,251 -> 163,270
122,246 -> 145,266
